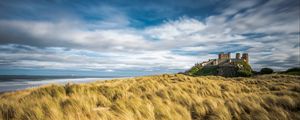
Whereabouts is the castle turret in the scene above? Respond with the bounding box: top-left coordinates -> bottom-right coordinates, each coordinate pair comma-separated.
241,53 -> 249,63
236,53 -> 241,59
218,52 -> 231,60
218,52 -> 224,59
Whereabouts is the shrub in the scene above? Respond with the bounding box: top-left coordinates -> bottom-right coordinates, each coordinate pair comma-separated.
187,66 -> 200,75
251,70 -> 258,74
237,70 -> 252,77
284,67 -> 300,75
285,67 -> 300,72
260,68 -> 274,74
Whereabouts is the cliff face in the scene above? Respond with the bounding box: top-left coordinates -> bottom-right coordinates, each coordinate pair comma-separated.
185,61 -> 252,77
217,66 -> 239,77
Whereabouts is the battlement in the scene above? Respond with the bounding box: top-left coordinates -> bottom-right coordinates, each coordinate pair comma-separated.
218,52 -> 248,63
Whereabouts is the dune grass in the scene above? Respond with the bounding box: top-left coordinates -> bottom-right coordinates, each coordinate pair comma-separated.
0,74 -> 300,120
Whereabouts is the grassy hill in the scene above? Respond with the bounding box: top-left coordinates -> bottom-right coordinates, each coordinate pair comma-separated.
0,74 -> 300,120
185,61 -> 253,77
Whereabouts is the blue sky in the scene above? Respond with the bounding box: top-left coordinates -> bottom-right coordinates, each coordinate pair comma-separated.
0,0 -> 299,76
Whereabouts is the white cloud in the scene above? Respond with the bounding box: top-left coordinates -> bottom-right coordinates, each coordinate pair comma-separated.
145,17 -> 206,40
0,0 -> 299,72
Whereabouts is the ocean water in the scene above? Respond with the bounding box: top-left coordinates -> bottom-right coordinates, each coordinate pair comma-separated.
0,76 -> 125,93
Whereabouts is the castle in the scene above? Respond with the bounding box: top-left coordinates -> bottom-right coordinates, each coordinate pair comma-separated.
196,52 -> 249,67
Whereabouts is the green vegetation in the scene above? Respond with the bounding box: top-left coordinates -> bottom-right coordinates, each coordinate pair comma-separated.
186,66 -> 202,75
236,70 -> 252,77
1,74 -> 300,120
234,61 -> 253,77
260,68 -> 274,74
194,66 -> 218,76
283,67 -> 300,75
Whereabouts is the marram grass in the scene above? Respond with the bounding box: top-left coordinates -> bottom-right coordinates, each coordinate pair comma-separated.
0,74 -> 300,120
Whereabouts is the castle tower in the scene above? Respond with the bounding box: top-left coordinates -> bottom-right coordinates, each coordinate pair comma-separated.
236,53 -> 241,59
241,53 -> 249,63
218,52 -> 231,60
218,52 -> 224,59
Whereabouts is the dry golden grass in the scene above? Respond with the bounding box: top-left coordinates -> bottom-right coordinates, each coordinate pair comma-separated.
0,74 -> 300,120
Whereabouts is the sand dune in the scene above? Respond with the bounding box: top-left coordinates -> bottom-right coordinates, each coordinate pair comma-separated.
0,74 -> 300,120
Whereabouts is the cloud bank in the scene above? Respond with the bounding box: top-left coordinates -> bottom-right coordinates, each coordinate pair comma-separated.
0,0 -> 299,75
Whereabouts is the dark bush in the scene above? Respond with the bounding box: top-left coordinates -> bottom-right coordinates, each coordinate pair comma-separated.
237,70 -> 252,77
251,70 -> 259,75
285,67 -> 300,72
284,67 -> 300,75
260,68 -> 274,74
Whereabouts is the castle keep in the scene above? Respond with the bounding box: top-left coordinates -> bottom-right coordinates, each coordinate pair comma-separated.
197,52 -> 249,67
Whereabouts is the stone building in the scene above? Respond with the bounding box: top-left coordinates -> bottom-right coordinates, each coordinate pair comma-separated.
197,52 -> 249,67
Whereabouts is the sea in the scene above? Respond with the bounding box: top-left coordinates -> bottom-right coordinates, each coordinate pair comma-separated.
0,75 -> 128,93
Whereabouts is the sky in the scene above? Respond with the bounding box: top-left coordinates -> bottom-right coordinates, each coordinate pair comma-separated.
0,0 -> 299,76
